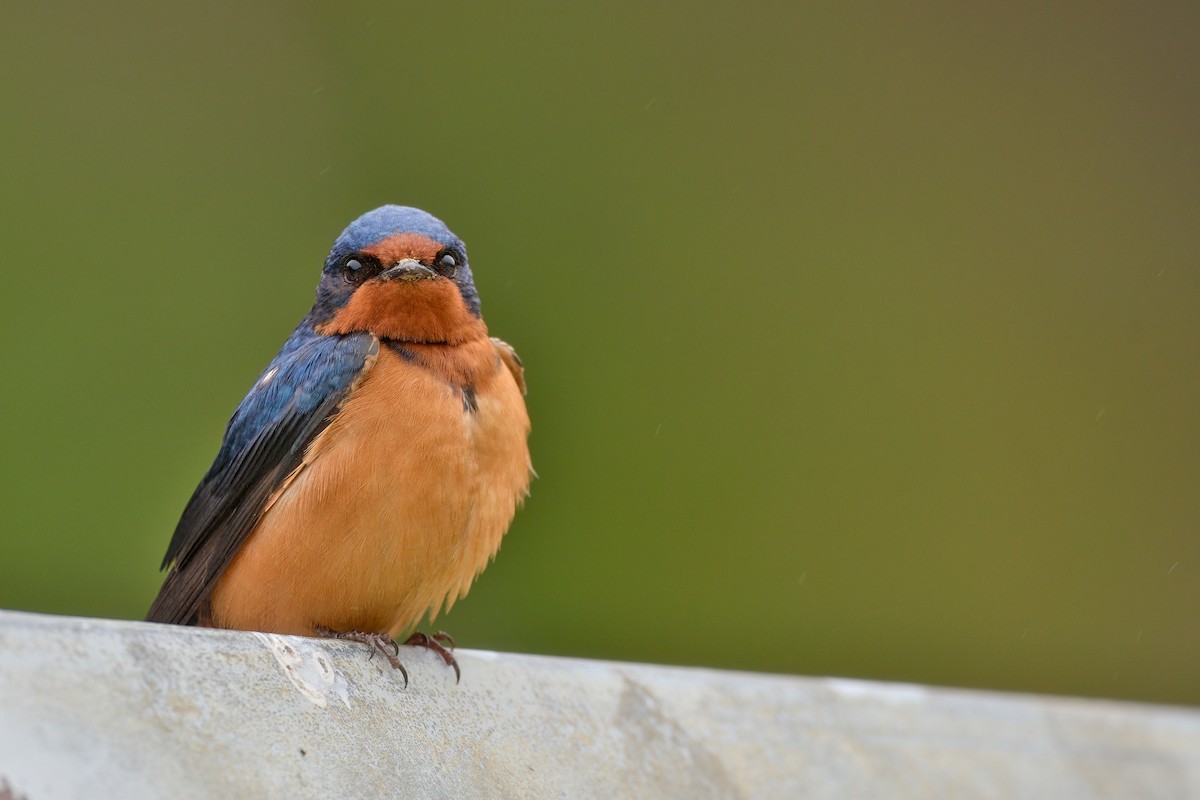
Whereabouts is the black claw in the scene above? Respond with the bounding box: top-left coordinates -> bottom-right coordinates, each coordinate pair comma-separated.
314,627 -> 408,685
314,627 -> 460,685
404,630 -> 462,683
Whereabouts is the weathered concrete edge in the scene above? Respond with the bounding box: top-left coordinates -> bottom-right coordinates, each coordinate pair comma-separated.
0,608 -> 1197,800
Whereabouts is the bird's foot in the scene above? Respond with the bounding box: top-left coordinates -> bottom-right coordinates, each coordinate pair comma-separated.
404,630 -> 460,683
314,626 -> 409,687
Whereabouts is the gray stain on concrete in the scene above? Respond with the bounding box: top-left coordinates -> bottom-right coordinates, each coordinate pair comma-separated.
617,676 -> 743,799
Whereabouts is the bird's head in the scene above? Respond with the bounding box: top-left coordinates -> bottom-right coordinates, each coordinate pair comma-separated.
311,206 -> 485,344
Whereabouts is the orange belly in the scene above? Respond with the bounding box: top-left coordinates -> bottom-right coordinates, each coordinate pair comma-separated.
208,341 -> 531,637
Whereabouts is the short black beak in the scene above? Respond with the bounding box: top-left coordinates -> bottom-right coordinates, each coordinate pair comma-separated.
380,259 -> 437,282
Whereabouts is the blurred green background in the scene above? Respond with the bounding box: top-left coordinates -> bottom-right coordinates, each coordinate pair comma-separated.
1,2 -> 1197,706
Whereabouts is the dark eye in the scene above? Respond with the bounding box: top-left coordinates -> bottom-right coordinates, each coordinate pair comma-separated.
342,257 -> 367,284
436,251 -> 458,274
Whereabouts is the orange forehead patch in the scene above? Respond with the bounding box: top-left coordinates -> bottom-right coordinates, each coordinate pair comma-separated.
362,232 -> 444,265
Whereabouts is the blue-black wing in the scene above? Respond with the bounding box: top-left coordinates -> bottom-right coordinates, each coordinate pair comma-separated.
147,324 -> 378,625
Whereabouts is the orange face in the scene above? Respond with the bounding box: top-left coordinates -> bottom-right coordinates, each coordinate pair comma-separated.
316,232 -> 486,344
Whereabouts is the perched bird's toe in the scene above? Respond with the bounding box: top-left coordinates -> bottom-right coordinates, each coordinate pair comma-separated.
315,626 -> 409,686
404,631 -> 461,683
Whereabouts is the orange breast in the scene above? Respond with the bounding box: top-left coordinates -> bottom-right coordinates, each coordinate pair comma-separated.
208,339 -> 531,637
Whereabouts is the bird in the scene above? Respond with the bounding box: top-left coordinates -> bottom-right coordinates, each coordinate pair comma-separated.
147,205 -> 532,682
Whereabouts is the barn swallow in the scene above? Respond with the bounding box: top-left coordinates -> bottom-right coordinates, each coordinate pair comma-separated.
147,206 -> 532,683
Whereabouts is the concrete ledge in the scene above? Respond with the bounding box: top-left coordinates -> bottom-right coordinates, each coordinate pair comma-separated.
0,610 -> 1197,799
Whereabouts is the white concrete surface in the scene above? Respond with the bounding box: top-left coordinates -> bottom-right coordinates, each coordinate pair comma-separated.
0,609 -> 1196,799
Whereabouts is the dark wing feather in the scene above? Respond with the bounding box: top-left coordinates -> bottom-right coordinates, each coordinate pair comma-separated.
146,324 -> 378,625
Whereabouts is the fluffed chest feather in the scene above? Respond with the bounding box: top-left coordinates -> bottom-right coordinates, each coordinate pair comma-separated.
207,337 -> 531,636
